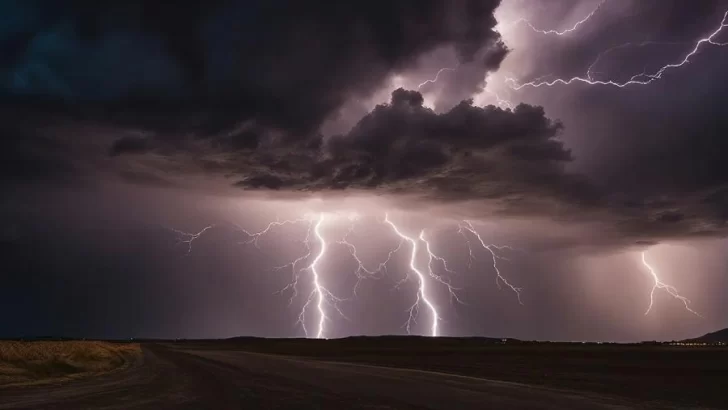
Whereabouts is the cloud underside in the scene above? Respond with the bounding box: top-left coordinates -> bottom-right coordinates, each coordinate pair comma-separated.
1,0 -> 726,248
107,88 -> 728,247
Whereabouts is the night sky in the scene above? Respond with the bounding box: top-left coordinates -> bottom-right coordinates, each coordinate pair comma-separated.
2,0 -> 728,342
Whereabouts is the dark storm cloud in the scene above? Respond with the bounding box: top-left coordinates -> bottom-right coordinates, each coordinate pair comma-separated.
418,45 -> 510,112
1,0 -> 505,133
0,0 -> 511,191
3,0 -> 728,248
109,135 -> 149,156
0,122 -> 77,183
107,89 -> 597,220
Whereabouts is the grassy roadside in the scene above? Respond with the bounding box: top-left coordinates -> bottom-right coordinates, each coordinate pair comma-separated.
0,341 -> 141,387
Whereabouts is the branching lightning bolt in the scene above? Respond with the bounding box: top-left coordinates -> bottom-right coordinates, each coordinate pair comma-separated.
170,213 -> 526,338
417,67 -> 457,89
235,217 -> 311,248
272,219 -> 314,306
459,221 -> 523,305
641,251 -> 701,317
506,0 -> 606,36
483,85 -> 515,109
296,213 -> 347,339
584,41 -> 688,82
170,225 -> 215,254
507,10 -> 728,89
384,214 -> 440,336
171,214 -> 346,339
420,230 -> 464,305
337,221 -> 403,297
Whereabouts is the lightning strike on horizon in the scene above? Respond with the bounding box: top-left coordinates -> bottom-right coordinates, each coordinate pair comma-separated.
417,67 -> 457,89
641,251 -> 701,317
507,10 -> 728,90
384,214 -> 440,336
459,221 -> 523,305
499,0 -> 606,36
297,213 -> 347,339
171,214 -> 345,338
171,213 -> 526,338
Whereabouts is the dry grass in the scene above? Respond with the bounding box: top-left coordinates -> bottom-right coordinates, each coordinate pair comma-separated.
0,341 -> 141,387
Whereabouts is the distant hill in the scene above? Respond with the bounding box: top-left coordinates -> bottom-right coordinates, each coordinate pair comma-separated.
689,328 -> 728,343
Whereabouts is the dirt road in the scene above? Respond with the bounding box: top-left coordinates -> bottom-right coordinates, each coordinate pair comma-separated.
0,344 -> 669,409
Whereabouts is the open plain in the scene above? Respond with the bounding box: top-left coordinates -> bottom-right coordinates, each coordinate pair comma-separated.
1,337 -> 726,409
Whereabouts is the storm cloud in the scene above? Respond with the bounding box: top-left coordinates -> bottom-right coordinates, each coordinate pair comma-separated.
2,0 -> 728,249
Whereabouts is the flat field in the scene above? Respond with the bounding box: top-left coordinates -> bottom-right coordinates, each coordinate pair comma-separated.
0,341 -> 141,387
1,338 -> 726,409
173,337 -> 728,409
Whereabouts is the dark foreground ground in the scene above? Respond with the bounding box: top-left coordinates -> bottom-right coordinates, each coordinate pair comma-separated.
1,337 -> 726,409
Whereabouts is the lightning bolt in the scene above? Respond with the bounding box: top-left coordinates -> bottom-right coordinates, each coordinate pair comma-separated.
337,220 -> 403,297
482,85 -> 515,109
170,213 -> 525,338
235,216 -> 316,307
505,0 -> 606,36
481,73 -> 552,109
417,67 -> 457,89
235,216 -> 311,248
384,214 -> 440,336
297,213 -> 346,339
641,251 -> 701,317
171,214 -> 345,338
584,41 -> 688,82
264,213 -> 347,339
271,219 -> 315,306
169,225 -> 215,254
420,230 -> 464,305
459,221 -> 523,305
507,10 -> 728,89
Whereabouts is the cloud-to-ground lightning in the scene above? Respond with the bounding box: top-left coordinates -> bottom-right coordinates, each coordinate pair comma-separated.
170,214 -> 346,339
641,251 -> 701,317
296,213 -> 347,339
507,10 -> 728,89
504,0 -> 606,36
384,214 -> 441,336
459,221 -> 523,305
171,212 -> 527,338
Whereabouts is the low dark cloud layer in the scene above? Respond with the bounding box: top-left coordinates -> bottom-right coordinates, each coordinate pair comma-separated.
234,90 -> 588,210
